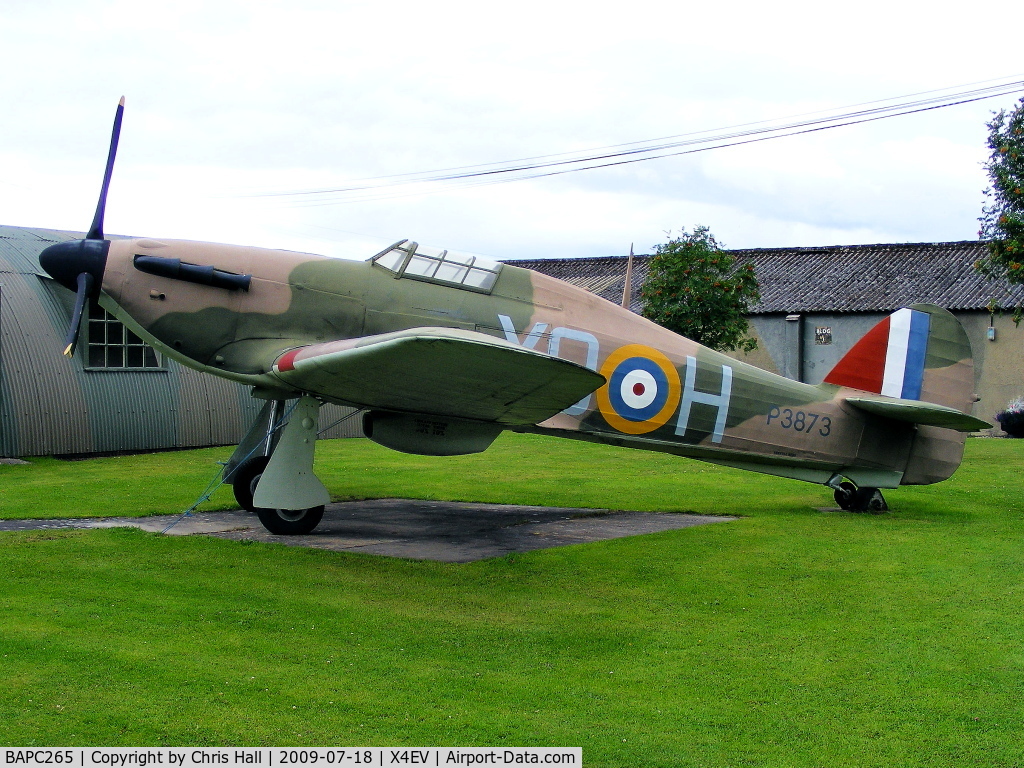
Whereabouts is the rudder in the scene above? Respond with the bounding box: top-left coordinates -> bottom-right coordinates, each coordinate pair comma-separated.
823,303 -> 976,413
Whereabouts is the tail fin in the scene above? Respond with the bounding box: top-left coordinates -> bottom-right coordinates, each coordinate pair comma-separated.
823,304 -> 987,485
823,304 -> 976,413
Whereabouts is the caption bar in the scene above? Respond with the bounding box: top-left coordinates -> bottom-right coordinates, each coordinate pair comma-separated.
4,749 -> 581,767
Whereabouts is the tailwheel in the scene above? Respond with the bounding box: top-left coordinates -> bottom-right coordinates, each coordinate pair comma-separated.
231,455 -> 325,535
833,481 -> 857,511
834,480 -> 888,513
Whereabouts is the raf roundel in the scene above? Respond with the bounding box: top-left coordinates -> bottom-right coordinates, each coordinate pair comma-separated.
596,344 -> 682,434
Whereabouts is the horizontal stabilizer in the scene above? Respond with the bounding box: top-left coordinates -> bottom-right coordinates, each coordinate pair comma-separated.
271,327 -> 606,425
845,396 -> 990,432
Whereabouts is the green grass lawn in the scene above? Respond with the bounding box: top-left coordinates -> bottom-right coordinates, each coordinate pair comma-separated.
2,434 -> 1023,766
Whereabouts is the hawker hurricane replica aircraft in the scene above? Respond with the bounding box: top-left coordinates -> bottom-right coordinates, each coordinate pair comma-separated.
39,100 -> 990,534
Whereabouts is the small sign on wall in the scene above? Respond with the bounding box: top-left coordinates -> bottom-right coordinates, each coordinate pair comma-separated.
815,326 -> 833,345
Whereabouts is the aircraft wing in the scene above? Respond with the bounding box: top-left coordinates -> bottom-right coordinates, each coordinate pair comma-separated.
844,396 -> 991,432
269,327 -> 606,425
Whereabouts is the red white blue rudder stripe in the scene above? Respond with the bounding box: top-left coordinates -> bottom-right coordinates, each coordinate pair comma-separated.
823,307 -> 931,400
882,308 -> 930,399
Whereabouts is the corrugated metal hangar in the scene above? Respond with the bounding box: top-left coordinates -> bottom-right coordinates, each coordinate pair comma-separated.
0,225 -> 359,458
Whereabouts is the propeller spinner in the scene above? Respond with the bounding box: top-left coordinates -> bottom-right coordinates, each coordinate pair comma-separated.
39,96 -> 124,357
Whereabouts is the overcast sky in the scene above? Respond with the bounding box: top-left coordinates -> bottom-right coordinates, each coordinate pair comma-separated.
2,0 -> 1023,262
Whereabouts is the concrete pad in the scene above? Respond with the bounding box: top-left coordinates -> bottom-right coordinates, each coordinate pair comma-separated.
0,499 -> 736,562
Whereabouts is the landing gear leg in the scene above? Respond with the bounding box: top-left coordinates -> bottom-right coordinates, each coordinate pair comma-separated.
225,398 -> 286,500
251,395 -> 330,535
225,397 -> 328,535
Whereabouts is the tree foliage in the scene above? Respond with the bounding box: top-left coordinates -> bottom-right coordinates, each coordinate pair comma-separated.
639,225 -> 760,352
977,98 -> 1024,303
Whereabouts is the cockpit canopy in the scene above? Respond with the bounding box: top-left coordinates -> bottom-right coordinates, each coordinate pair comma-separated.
370,240 -> 502,294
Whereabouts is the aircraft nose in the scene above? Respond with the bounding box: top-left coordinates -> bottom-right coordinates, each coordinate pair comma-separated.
39,237 -> 111,358
39,238 -> 110,293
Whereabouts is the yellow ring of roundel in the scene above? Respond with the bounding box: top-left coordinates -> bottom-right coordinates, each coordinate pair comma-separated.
596,344 -> 681,435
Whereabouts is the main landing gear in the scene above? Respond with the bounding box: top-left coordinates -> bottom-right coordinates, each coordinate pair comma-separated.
224,395 -> 330,535
231,454 -> 325,535
830,479 -> 888,513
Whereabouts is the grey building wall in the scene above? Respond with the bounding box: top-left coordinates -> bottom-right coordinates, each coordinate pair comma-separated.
747,312 -> 887,384
0,225 -> 360,458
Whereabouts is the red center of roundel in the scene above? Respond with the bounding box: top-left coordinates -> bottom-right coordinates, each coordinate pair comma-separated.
633,383 -> 646,396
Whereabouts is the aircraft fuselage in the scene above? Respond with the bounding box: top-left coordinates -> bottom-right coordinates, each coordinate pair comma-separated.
94,237 -> 953,490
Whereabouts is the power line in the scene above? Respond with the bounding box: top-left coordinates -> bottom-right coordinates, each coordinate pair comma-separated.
252,79 -> 1024,206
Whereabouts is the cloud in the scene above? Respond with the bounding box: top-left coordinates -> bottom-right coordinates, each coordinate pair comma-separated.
1,0 -> 1022,257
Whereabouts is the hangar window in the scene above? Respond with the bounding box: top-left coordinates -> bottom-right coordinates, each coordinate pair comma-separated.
370,240 -> 502,294
86,300 -> 162,370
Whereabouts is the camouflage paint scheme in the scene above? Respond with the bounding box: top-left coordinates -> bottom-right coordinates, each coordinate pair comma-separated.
90,236 -> 986,499
37,100 -> 989,529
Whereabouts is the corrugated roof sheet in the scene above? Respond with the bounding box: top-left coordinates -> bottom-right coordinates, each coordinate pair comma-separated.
0,225 -> 83,276
506,241 -> 1024,314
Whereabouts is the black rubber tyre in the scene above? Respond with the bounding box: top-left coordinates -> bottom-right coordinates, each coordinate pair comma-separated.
232,455 -> 326,534
255,505 -> 325,535
834,481 -> 857,510
231,455 -> 271,513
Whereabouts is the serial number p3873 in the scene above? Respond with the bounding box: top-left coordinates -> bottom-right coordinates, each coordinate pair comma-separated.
766,406 -> 831,436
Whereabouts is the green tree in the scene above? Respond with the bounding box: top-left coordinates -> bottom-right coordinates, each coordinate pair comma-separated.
977,97 -> 1024,318
639,225 -> 760,352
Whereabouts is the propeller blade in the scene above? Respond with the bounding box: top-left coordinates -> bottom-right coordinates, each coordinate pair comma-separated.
86,96 -> 125,241
62,272 -> 94,358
